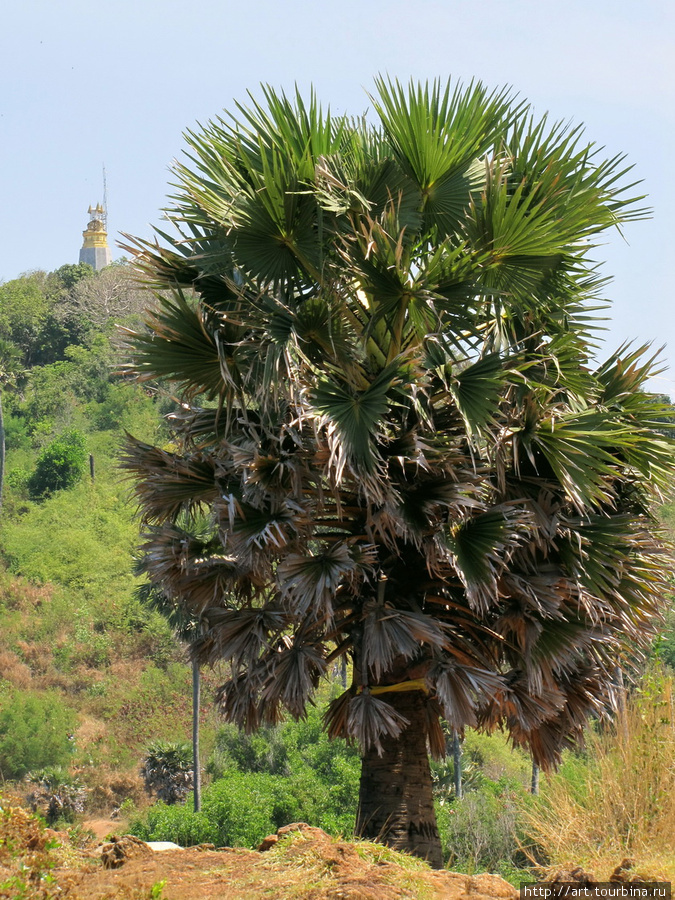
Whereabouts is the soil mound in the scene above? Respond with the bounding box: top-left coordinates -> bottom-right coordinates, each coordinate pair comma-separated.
0,803 -> 522,899
100,833 -> 154,869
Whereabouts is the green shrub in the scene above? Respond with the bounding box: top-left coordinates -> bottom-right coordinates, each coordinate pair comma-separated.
25,766 -> 86,825
0,691 -> 77,778
129,803 -> 219,847
207,700 -> 361,784
28,429 -> 87,498
5,467 -> 30,495
132,704 -> 361,848
4,412 -> 31,452
437,779 -> 530,874
131,771 -> 305,848
141,741 -> 194,804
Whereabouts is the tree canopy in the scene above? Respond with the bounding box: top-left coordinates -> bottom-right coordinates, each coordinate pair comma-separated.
122,78 -> 675,864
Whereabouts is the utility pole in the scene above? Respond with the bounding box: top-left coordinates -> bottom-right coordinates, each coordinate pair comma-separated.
192,656 -> 201,812
452,730 -> 463,800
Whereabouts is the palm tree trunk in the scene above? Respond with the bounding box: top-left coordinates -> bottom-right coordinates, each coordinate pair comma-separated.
355,688 -> 442,868
192,658 -> 201,813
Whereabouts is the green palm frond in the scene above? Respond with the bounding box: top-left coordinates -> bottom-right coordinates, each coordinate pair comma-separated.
371,77 -> 518,236
120,289 -> 225,399
448,508 -> 526,610
311,359 -> 408,473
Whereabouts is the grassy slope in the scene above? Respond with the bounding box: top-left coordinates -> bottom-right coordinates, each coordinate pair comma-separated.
0,397 -> 227,807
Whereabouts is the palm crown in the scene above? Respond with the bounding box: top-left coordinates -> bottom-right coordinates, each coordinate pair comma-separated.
122,78 -> 674,863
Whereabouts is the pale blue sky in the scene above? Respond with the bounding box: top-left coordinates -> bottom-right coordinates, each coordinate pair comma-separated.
1,0 -> 673,394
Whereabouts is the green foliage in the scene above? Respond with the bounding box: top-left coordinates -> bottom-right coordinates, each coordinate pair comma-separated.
0,691 -> 77,779
141,740 -> 194,804
655,607 -> 675,672
0,272 -> 53,364
431,728 -> 531,803
207,698 -> 361,826
130,768 -> 348,849
2,467 -> 138,597
4,411 -> 31,452
436,779 -> 530,875
0,264 -> 139,368
52,263 -> 94,291
129,802 -> 218,847
131,699 -> 361,847
25,766 -> 86,825
28,429 -> 87,499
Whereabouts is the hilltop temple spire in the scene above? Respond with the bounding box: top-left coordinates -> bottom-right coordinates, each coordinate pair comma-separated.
79,181 -> 111,271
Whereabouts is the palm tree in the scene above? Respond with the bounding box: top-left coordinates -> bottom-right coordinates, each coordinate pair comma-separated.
135,578 -> 204,812
140,740 -> 194,804
121,79 -> 675,866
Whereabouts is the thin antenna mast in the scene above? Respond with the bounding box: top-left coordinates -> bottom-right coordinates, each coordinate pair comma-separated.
102,164 -> 108,231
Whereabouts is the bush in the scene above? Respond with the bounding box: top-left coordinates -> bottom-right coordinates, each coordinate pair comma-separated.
4,412 -> 31,452
129,802 -> 218,848
141,741 -> 194,804
130,771 -> 306,848
131,704 -> 361,848
0,691 -> 77,779
28,429 -> 87,498
25,766 -> 86,825
438,779 -> 529,874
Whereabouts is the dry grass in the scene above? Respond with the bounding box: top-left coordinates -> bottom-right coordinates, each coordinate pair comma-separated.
0,649 -> 33,689
522,669 -> 675,879
257,829 -> 438,899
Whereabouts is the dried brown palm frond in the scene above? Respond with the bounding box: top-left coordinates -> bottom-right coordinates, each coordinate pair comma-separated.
276,542 -> 362,620
505,665 -> 610,768
260,639 -> 327,718
215,672 -> 263,733
427,655 -> 504,730
345,690 -> 410,755
196,604 -> 291,667
137,523 -> 247,615
121,438 -> 221,522
323,687 -> 356,742
361,601 -> 447,680
424,698 -> 447,760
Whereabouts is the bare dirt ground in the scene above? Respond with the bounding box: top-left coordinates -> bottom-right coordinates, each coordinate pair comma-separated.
81,818 -> 121,841
59,837 -> 518,900
1,804 -> 519,900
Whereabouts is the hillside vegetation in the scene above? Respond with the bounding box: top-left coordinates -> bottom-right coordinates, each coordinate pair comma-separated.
0,263 -> 674,886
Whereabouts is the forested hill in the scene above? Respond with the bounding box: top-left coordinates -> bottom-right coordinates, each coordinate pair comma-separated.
0,262 -> 213,788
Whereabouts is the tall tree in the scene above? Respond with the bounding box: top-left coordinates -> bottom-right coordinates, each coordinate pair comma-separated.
121,80 -> 675,866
